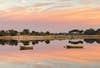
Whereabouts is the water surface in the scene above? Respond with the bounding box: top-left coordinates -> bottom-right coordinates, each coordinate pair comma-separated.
0,39 -> 100,68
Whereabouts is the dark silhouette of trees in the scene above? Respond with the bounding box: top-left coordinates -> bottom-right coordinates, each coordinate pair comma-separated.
69,29 -> 83,35
31,31 -> 50,36
7,29 -> 18,36
45,31 -> 50,35
0,30 -> 7,36
20,29 -> 30,35
84,28 -> 96,35
0,28 -> 99,36
96,29 -> 100,35
0,30 -> 18,36
31,31 -> 36,35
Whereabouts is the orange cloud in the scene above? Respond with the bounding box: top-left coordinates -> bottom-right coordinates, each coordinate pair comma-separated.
0,7 -> 99,32
0,7 -> 100,26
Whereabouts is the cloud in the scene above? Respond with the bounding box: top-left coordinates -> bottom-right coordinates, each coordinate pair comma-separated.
0,0 -> 100,13
0,7 -> 99,32
0,7 -> 100,21
80,0 -> 100,4
40,1 -> 72,12
20,1 -> 73,13
0,0 -> 73,13
33,3 -> 53,7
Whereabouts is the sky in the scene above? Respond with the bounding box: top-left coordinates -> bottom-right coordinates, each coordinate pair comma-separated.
0,0 -> 100,32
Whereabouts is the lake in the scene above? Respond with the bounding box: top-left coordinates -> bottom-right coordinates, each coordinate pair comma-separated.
0,39 -> 100,68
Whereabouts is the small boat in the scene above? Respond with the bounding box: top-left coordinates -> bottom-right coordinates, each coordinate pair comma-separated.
20,46 -> 33,50
64,45 -> 83,49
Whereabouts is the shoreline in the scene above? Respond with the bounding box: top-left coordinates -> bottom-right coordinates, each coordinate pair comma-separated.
0,35 -> 99,41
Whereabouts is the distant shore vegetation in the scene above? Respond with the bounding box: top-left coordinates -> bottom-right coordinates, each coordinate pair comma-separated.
0,28 -> 99,36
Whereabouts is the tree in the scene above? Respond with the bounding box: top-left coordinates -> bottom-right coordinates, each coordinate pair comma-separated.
7,29 -> 18,36
0,30 -> 7,36
20,29 -> 30,35
96,28 -> 100,35
45,31 -> 50,35
84,28 -> 96,35
69,29 -> 83,35
31,31 -> 36,35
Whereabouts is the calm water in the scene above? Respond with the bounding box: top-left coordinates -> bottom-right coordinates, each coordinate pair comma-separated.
0,39 -> 100,68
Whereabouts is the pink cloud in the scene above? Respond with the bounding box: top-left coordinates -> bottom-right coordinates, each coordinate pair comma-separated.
0,7 -> 99,32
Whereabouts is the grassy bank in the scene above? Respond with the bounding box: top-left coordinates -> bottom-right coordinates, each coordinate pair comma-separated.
0,35 -> 100,41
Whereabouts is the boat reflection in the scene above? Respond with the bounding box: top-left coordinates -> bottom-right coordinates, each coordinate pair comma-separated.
69,40 -> 83,44
64,39 -> 84,49
20,45 -> 33,50
64,45 -> 83,49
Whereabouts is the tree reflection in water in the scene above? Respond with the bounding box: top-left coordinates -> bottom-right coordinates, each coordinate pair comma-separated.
68,39 -> 100,44
96,39 -> 100,43
7,40 -> 18,46
84,39 -> 96,44
20,41 -> 30,45
45,40 -> 50,44
0,39 -> 51,46
0,39 -> 100,50
0,39 -> 18,46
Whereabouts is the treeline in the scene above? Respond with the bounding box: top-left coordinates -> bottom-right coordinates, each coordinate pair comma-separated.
68,28 -> 100,35
0,29 -> 50,36
0,28 -> 99,36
